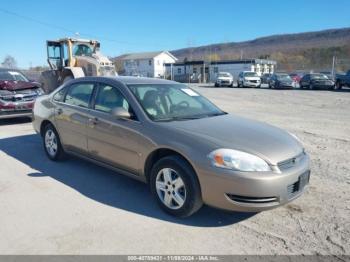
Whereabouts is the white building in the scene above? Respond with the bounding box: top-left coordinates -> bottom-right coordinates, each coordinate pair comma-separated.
165,59 -> 276,83
121,51 -> 177,78
210,59 -> 276,82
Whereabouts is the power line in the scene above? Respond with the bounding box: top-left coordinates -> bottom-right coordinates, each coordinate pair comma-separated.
0,7 -> 140,46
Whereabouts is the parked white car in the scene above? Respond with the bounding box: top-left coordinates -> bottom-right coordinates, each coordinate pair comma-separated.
215,72 -> 234,87
237,71 -> 261,88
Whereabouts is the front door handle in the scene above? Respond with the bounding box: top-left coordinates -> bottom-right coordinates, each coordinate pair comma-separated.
57,108 -> 63,115
88,117 -> 99,126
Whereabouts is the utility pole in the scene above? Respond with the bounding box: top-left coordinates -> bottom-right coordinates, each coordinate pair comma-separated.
331,55 -> 336,78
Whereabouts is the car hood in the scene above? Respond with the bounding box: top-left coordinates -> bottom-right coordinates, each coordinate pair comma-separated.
244,77 -> 260,81
0,80 -> 39,91
166,114 -> 302,165
217,77 -> 232,81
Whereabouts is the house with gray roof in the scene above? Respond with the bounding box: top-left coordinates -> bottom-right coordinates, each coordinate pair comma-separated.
121,51 -> 177,78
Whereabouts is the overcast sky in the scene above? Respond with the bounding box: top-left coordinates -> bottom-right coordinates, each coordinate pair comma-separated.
1,0 -> 349,68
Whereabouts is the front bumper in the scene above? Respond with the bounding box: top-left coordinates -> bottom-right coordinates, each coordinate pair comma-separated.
197,154 -> 310,212
0,101 -> 34,119
216,80 -> 233,86
243,81 -> 260,87
278,86 -> 294,89
313,83 -> 334,89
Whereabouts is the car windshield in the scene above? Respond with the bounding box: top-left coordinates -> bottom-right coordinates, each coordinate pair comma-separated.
128,84 -> 226,122
0,71 -> 28,81
244,72 -> 258,77
218,73 -> 231,77
276,74 -> 292,80
311,74 -> 329,80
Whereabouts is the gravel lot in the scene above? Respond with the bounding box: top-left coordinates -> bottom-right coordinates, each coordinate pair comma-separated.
0,85 -> 349,255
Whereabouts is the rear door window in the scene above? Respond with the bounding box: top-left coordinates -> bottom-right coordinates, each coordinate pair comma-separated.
64,83 -> 94,108
94,84 -> 130,113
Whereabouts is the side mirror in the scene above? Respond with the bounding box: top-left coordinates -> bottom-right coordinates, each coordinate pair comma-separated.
111,107 -> 131,119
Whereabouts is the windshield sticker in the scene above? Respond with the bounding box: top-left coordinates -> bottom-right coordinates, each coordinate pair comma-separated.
181,88 -> 199,96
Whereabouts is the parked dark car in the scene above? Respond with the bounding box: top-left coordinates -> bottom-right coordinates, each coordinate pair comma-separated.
268,73 -> 294,89
300,73 -> 335,90
335,70 -> 350,90
319,71 -> 335,81
261,73 -> 273,84
0,68 -> 44,119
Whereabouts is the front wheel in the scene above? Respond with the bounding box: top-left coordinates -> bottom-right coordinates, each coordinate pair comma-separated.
150,156 -> 203,217
43,124 -> 66,161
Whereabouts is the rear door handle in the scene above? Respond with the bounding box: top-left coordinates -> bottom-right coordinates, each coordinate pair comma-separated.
57,108 -> 63,115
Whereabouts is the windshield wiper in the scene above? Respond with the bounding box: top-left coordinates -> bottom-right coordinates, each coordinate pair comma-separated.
156,112 -> 227,122
204,112 -> 227,118
156,115 -> 204,122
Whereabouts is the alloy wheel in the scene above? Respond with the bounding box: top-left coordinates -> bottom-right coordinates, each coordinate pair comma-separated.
155,168 -> 186,210
45,129 -> 58,158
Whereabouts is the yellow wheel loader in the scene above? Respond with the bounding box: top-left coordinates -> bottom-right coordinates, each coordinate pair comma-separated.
40,38 -> 117,92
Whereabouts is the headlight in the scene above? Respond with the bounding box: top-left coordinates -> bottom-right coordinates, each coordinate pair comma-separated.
208,149 -> 271,172
36,88 -> 45,95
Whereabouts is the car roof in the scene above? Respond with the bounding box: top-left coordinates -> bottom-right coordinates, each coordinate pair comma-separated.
74,76 -> 181,85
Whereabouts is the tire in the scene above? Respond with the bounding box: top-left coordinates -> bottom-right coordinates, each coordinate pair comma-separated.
336,81 -> 342,90
256,85 -> 261,88
214,83 -> 219,87
43,123 -> 66,161
150,155 -> 203,217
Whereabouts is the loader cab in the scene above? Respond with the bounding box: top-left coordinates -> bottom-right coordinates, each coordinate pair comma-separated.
47,41 -> 64,70
47,40 -> 72,70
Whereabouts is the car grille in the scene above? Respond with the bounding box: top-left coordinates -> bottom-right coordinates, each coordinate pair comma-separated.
249,80 -> 258,83
226,194 -> 278,204
278,152 -> 305,171
0,90 -> 38,102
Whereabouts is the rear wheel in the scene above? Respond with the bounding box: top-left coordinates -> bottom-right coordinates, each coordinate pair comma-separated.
43,124 -> 66,161
150,156 -> 203,217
